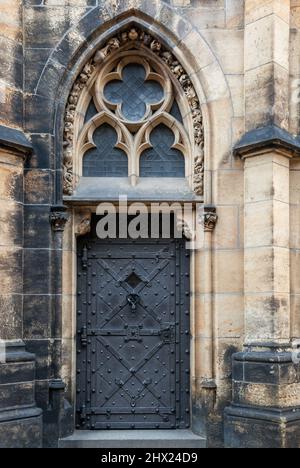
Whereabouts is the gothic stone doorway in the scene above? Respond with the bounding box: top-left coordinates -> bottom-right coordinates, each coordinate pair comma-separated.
76,226 -> 191,430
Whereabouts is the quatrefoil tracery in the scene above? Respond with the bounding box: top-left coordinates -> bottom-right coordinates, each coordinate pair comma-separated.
95,53 -> 173,131
103,62 -> 164,123
64,29 -> 205,196
76,51 -> 193,182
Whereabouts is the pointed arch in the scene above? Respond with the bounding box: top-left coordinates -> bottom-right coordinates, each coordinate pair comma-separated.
61,24 -> 205,196
37,7 -> 232,201
134,112 -> 192,181
77,111 -> 132,180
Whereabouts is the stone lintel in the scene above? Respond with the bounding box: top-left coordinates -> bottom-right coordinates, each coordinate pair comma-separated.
224,403 -> 300,448
0,125 -> 33,157
2,340 -> 36,363
0,407 -> 43,425
234,125 -> 300,159
233,351 -> 294,364
225,395 -> 300,448
232,349 -> 300,387
225,405 -> 300,425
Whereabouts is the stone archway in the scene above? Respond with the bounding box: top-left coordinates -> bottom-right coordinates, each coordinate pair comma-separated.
62,26 -> 205,199
48,10 -> 228,444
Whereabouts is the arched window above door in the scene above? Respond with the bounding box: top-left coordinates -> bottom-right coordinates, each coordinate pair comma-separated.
63,27 -> 204,198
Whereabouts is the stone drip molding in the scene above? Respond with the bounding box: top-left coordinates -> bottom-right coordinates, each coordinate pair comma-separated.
63,27 -> 204,197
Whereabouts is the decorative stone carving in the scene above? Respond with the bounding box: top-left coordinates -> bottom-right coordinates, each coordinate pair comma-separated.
50,206 -> 69,232
194,149 -> 204,196
94,38 -> 121,64
176,217 -> 193,240
63,27 -> 204,196
200,206 -> 218,232
63,58 -> 96,195
128,29 -> 139,41
75,210 -> 92,237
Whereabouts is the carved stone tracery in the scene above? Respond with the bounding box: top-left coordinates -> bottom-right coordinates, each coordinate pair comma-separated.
63,28 -> 204,197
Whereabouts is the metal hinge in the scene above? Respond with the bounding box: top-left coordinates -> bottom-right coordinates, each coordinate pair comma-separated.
160,323 -> 175,343
79,404 -> 87,425
79,326 -> 87,347
82,245 -> 88,269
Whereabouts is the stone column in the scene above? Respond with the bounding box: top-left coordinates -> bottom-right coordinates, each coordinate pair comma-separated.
244,0 -> 290,132
193,206 -> 218,438
0,125 -> 42,448
224,0 -> 300,448
41,205 -> 72,448
224,130 -> 300,449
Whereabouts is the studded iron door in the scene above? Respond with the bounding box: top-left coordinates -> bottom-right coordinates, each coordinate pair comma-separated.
76,237 -> 190,430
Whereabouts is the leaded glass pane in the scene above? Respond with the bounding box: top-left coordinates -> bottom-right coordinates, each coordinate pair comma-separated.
140,124 -> 185,178
83,124 -> 128,177
170,99 -> 184,124
84,98 -> 98,123
104,64 -> 164,122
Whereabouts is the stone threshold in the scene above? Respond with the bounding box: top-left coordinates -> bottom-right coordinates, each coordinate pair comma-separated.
59,430 -> 206,449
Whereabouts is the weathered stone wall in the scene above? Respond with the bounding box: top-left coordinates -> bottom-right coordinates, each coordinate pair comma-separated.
290,0 -> 300,340
0,0 -> 300,448
19,0 -> 247,447
0,1 -> 23,129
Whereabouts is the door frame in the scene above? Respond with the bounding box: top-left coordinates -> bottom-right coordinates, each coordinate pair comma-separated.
75,232 -> 191,430
61,202 -> 208,435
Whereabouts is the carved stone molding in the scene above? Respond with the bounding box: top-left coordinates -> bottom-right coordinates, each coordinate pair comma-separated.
199,205 -> 218,232
75,209 -> 92,237
63,27 -> 204,197
176,217 -> 194,240
50,206 -> 69,232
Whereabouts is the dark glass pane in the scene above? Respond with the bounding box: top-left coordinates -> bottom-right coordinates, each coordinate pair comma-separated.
84,98 -> 98,123
83,124 -> 128,177
104,64 -> 164,122
140,124 -> 185,178
170,99 -> 184,124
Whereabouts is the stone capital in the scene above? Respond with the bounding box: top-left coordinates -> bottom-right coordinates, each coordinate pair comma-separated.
234,125 -> 300,160
50,206 -> 69,232
199,205 -> 218,232
0,125 -> 33,158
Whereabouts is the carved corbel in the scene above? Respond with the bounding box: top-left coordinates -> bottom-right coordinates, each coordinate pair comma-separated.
50,206 -> 69,232
199,205 -> 218,232
176,211 -> 194,240
75,209 -> 92,237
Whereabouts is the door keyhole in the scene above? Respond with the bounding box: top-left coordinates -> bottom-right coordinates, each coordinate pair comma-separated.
127,294 -> 140,312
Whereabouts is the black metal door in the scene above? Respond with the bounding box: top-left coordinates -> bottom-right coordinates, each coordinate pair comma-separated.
76,236 -> 190,430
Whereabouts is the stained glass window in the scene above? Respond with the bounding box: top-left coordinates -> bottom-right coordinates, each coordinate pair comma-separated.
83,124 -> 128,177
104,64 -> 164,122
140,124 -> 185,177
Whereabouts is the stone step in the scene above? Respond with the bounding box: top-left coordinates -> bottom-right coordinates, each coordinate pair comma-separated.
59,430 -> 206,449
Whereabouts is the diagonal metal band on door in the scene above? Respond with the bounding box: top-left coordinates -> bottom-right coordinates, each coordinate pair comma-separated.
97,258 -> 170,293
95,335 -> 167,406
96,257 -> 171,328
76,237 -> 191,430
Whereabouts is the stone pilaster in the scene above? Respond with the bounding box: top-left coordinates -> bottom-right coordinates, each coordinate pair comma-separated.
40,205 -> 72,448
0,125 -> 42,448
224,126 -> 300,448
245,0 -> 290,131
